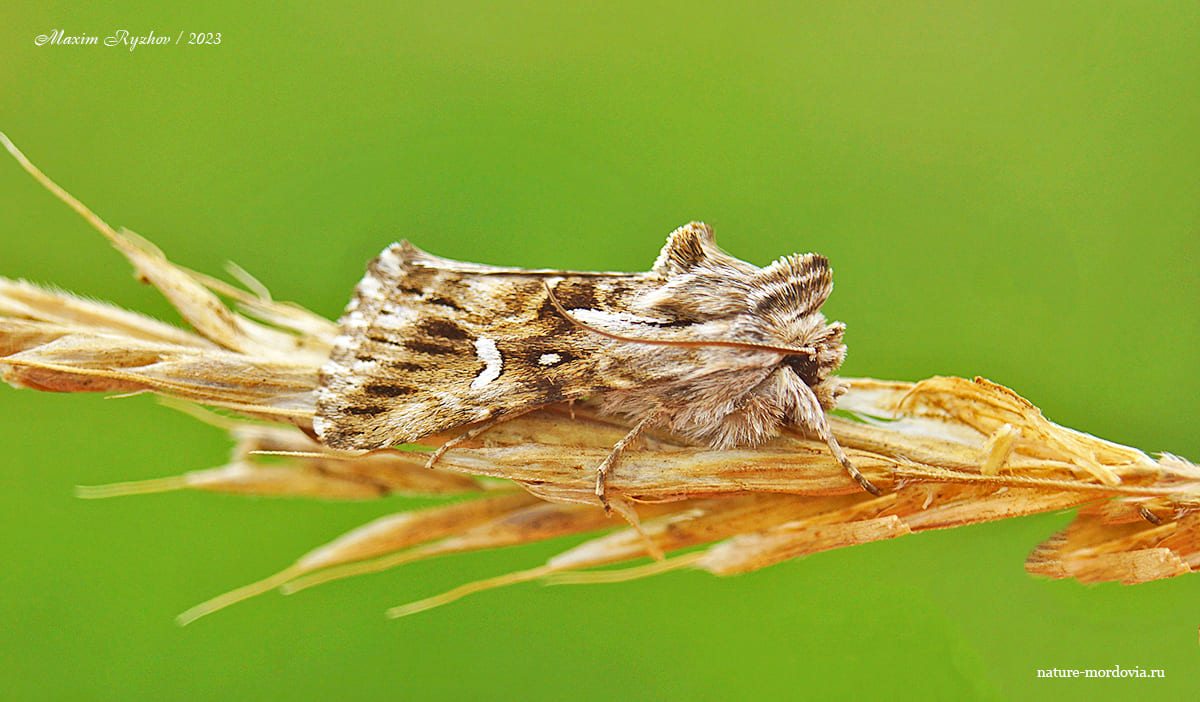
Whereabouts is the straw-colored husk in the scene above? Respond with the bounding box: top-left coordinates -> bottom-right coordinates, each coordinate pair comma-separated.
3,131 -> 1197,624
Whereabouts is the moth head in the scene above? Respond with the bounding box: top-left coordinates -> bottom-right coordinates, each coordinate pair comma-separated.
781,320 -> 846,385
784,352 -> 824,387
640,223 -> 849,383
780,340 -> 849,413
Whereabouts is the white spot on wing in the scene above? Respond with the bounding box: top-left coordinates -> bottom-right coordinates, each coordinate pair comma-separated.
538,352 -> 562,366
471,337 -> 503,389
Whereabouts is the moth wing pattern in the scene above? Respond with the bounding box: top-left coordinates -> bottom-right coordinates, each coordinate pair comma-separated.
314,240 -> 657,450
314,222 -> 877,496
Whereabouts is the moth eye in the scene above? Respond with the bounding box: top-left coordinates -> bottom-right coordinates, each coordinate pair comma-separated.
784,354 -> 821,387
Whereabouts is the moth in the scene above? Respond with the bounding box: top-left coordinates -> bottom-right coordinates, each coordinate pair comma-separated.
314,222 -> 880,508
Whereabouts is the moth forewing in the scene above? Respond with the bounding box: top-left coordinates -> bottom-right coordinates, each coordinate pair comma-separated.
314,221 -> 881,507
314,251 -> 648,450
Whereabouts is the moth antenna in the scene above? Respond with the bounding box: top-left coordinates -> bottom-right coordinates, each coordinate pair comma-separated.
542,282 -> 816,356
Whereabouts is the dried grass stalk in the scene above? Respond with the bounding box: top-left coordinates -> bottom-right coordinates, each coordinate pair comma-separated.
3,131 -> 1197,622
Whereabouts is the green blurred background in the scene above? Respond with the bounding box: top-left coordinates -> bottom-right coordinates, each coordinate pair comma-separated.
2,2 -> 1198,699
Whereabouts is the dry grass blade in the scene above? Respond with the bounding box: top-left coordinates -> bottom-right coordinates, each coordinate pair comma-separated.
3,130 -> 1198,621
78,404 -> 487,501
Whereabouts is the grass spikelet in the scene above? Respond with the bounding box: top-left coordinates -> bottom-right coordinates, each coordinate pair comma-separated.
3,130 -> 1198,621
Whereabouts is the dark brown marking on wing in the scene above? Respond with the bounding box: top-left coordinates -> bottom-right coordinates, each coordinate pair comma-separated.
418,318 -> 471,340
404,340 -> 459,355
426,295 -> 464,312
363,383 -> 416,397
552,280 -> 600,309
320,427 -> 360,446
602,279 -> 635,297
535,296 -> 577,335
524,370 -> 566,404
644,317 -> 697,328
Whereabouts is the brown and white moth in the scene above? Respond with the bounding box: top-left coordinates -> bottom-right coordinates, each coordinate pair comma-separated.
314,222 -> 880,507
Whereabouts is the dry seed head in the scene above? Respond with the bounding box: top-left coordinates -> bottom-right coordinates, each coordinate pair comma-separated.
2,130 -> 1199,621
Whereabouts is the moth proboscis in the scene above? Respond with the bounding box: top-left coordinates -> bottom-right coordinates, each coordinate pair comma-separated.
314,222 -> 881,513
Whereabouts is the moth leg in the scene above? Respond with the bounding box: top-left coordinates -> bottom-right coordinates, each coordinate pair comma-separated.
796,385 -> 882,495
424,409 -> 534,470
596,413 -> 661,514
823,431 -> 882,496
